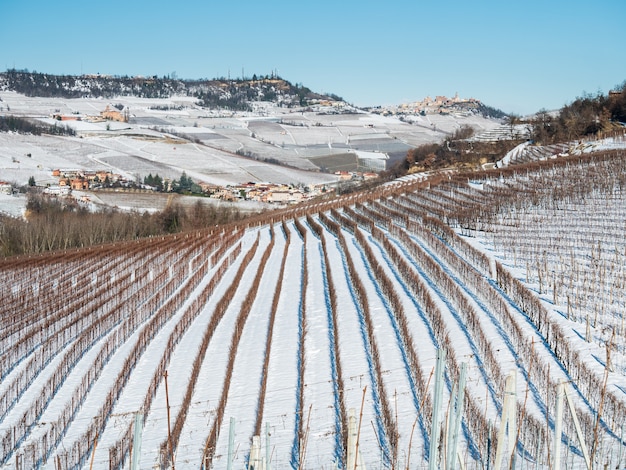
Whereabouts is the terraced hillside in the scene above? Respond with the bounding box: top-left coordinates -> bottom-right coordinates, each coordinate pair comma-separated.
1,149 -> 626,470
495,132 -> 626,168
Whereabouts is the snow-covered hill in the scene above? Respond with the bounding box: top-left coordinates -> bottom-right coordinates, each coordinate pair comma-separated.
2,148 -> 626,469
0,89 -> 503,220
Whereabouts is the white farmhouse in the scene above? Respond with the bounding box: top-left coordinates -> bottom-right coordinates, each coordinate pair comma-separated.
44,185 -> 71,196
267,190 -> 304,204
0,181 -> 12,195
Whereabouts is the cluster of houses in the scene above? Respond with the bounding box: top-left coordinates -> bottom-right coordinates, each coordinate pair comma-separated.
41,168 -> 379,206
41,169 -> 322,205
208,181 -> 316,204
335,170 -> 379,181
44,169 -> 124,195
212,171 -> 378,203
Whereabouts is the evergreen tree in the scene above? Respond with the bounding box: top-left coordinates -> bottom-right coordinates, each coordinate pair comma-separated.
174,171 -> 193,193
153,174 -> 163,191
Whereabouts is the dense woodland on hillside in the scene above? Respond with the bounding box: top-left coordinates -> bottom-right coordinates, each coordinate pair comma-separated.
0,69 -> 332,110
0,115 -> 75,136
530,83 -> 626,143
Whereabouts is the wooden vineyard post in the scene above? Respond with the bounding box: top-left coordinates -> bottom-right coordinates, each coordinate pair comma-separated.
164,371 -> 175,470
266,422 -> 271,470
591,330 -> 614,466
355,386 -> 366,470
447,362 -> 468,470
618,424 -> 625,470
249,435 -> 262,470
490,258 -> 497,280
130,413 -> 144,470
553,381 -> 565,470
347,387 -> 367,470
494,370 -> 516,470
429,348 -> 446,470
347,409 -> 357,470
298,404 -> 313,470
89,432 -> 99,470
227,417 -> 235,470
407,367 -> 434,470
562,382 -> 591,470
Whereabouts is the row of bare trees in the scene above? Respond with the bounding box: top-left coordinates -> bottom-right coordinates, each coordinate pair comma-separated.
253,221 -> 292,437
368,160 -> 626,465
107,238 -> 244,470
376,201 -> 595,463
351,195 -> 620,465
128,231 -> 261,470
350,206 -> 498,461
5,230 -> 241,468
13,223 -> 277,470
199,228 -> 275,468
50,232 -> 238,469
303,214 -> 349,466
1,244 -> 137,357
0,236 -> 181,406
1,230 -> 226,359
320,210 -> 399,464
496,264 -> 626,433
291,216 -> 309,467
481,183 -> 626,353
2,235 -> 205,463
0,192 -> 246,258
368,201 -> 591,464
440,153 -> 626,448
384,189 -> 626,464
336,206 -> 433,460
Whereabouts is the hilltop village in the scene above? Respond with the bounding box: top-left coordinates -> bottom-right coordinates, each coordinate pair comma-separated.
372,93 -> 485,117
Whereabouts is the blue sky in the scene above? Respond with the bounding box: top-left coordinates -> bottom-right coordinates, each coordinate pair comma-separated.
1,0 -> 624,115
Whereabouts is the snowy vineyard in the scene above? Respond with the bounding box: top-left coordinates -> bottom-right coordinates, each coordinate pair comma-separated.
2,149 -> 626,469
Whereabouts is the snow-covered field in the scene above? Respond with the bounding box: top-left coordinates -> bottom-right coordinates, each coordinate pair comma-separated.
0,91 -> 501,185
0,91 -> 504,218
2,147 -> 626,469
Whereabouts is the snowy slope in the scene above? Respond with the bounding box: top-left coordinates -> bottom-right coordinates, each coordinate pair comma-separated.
2,149 -> 626,470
